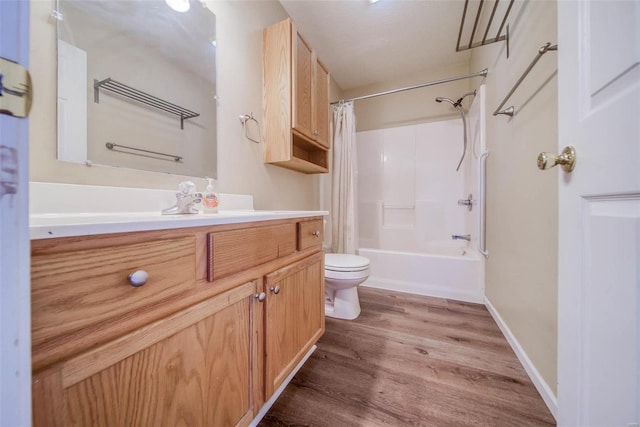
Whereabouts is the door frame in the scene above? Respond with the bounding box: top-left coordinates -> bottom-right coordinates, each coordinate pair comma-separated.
0,1 -> 32,425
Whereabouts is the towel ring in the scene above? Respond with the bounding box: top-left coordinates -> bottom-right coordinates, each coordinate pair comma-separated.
239,112 -> 261,144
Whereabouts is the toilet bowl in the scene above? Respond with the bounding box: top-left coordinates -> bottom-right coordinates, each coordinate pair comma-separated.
324,253 -> 370,320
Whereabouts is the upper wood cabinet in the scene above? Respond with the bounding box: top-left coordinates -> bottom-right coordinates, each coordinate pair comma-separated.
313,59 -> 330,149
263,19 -> 330,174
293,32 -> 313,140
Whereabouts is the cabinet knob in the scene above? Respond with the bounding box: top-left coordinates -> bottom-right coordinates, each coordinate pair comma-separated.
312,230 -> 320,237
128,270 -> 149,287
255,292 -> 266,302
270,286 -> 281,295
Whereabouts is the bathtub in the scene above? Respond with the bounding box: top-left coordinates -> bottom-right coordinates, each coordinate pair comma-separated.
358,241 -> 484,303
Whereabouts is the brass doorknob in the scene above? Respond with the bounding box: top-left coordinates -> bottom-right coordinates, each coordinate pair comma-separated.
537,146 -> 576,172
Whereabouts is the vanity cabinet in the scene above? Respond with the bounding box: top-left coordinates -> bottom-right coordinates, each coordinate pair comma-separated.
264,252 -> 324,396
263,18 -> 330,173
31,217 -> 324,427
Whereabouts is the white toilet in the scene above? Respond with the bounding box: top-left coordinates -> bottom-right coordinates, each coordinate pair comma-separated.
324,253 -> 370,320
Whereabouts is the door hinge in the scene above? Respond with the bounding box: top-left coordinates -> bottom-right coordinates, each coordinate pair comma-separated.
0,57 -> 33,118
0,145 -> 18,199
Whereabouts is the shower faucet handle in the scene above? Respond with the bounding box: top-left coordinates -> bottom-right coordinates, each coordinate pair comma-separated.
457,194 -> 474,211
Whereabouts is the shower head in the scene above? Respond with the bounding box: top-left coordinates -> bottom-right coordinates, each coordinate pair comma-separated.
436,91 -> 475,108
454,90 -> 477,107
435,97 -> 455,105
435,94 -> 469,173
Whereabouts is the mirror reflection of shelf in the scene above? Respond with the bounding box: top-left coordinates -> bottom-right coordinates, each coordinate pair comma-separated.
93,78 -> 200,129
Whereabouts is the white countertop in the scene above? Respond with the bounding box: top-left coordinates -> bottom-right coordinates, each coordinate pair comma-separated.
30,210 -> 328,240
29,182 -> 328,240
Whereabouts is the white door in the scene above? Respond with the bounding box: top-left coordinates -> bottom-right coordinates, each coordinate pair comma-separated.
0,1 -> 32,425
557,0 -> 640,425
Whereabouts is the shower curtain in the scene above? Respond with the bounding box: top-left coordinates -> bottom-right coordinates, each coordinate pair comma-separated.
331,101 -> 358,254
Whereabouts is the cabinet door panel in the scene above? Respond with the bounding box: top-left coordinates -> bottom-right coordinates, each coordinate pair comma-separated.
292,30 -> 313,139
34,282 -> 257,427
313,59 -> 330,148
265,253 -> 324,395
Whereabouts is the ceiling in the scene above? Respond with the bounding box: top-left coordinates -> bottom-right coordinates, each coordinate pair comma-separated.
279,0 -> 472,91
60,0 -> 216,83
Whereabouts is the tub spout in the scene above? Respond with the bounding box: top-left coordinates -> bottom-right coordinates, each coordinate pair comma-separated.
452,234 -> 471,241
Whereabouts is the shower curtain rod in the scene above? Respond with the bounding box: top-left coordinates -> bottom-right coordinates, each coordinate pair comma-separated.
331,68 -> 488,105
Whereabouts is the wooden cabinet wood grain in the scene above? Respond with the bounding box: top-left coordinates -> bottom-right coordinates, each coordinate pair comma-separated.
206,223 -> 296,281
31,236 -> 196,360
263,19 -> 330,174
33,281 -> 259,427
313,59 -> 330,149
31,217 -> 325,426
293,31 -> 313,140
297,219 -> 323,252
264,252 -> 324,396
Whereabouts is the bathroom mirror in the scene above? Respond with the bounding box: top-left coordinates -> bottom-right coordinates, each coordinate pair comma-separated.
56,0 -> 217,178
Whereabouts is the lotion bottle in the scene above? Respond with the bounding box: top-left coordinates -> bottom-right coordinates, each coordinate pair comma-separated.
202,177 -> 219,214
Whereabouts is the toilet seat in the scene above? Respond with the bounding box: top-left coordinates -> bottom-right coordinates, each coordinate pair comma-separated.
325,268 -> 369,280
325,254 -> 370,272
324,253 -> 370,281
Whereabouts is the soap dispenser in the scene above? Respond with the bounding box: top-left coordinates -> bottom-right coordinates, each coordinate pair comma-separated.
202,177 -> 219,214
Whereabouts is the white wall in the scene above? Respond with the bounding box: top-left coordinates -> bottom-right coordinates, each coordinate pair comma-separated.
469,0 -> 558,396
29,0 -> 322,210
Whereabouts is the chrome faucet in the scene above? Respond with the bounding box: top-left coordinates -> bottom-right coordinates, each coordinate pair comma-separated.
457,194 -> 473,211
162,181 -> 203,215
452,234 -> 471,242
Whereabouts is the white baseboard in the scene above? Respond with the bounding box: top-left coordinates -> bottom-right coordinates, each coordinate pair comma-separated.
484,297 -> 558,420
249,345 -> 317,426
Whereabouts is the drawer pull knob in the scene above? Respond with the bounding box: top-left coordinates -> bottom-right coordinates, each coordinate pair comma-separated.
255,292 -> 266,302
128,270 -> 149,287
270,286 -> 281,295
312,230 -> 320,237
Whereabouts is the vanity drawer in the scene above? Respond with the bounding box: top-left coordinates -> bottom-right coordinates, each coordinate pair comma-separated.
207,223 -> 296,281
297,219 -> 323,251
31,236 -> 196,350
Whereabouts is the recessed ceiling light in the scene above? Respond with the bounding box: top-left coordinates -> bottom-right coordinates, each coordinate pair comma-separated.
166,0 -> 190,12
369,0 -> 381,4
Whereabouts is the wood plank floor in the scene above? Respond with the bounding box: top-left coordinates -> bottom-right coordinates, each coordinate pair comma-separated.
259,287 -> 555,426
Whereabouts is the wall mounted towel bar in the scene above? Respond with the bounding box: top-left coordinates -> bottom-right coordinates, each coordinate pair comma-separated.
493,42 -> 558,117
94,78 -> 200,129
105,142 -> 182,162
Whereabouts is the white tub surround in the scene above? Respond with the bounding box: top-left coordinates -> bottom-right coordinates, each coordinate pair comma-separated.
29,182 -> 327,239
360,247 -> 484,303
355,87 -> 486,303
